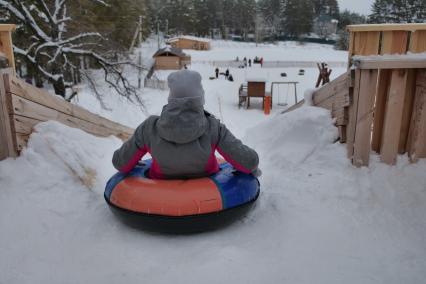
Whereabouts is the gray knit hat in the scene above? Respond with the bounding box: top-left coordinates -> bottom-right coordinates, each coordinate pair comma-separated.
167,70 -> 205,105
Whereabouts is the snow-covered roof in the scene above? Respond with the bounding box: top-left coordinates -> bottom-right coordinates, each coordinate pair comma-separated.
246,75 -> 267,82
153,47 -> 187,58
167,36 -> 211,43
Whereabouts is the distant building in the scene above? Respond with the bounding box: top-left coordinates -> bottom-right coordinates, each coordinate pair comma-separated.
153,47 -> 191,70
313,15 -> 339,39
167,36 -> 211,51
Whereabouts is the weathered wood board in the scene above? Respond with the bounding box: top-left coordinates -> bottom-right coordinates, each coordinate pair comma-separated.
380,69 -> 409,164
352,69 -> 378,167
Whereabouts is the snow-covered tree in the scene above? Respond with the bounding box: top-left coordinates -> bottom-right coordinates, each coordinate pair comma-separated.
369,0 -> 426,23
0,0 -> 140,104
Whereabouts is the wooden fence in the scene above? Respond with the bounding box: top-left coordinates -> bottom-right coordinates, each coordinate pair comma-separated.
348,57 -> 426,166
285,24 -> 426,167
144,77 -> 169,90
345,24 -> 426,166
0,68 -> 134,161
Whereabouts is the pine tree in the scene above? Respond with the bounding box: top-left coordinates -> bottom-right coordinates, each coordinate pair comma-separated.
312,0 -> 340,18
369,0 -> 426,23
281,0 -> 314,38
258,0 -> 282,35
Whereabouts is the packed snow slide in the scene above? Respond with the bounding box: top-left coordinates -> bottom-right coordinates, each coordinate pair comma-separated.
1,105 -> 426,283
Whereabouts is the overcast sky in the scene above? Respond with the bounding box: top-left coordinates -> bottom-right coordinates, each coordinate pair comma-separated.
338,0 -> 374,15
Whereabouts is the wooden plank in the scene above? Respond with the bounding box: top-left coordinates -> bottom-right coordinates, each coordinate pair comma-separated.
332,107 -> 348,126
339,126 -> 347,143
371,69 -> 391,153
346,69 -> 362,158
315,90 -> 350,111
0,70 -> 17,160
407,70 -> 426,162
398,69 -> 416,154
348,31 -> 355,68
352,69 -> 378,167
354,57 -> 426,69
0,24 -> 16,32
381,31 -> 408,54
8,77 -> 134,136
282,99 -> 304,114
409,30 -> 426,53
10,115 -> 42,134
380,69 -> 409,164
347,24 -> 426,32
312,71 -> 349,105
353,31 -> 381,56
10,95 -> 133,140
0,30 -> 16,74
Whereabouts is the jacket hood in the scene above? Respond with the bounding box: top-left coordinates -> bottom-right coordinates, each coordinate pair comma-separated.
157,98 -> 208,144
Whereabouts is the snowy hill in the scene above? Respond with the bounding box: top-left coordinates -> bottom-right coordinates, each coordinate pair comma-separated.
1,107 -> 426,283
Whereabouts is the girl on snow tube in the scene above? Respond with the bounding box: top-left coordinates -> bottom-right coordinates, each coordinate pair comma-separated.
105,70 -> 261,233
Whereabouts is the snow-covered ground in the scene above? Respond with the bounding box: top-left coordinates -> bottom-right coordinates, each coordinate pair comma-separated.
188,40 -> 348,63
1,40 -> 426,284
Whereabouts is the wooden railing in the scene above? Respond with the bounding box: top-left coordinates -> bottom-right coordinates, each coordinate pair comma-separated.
0,68 -> 134,161
347,23 -> 426,67
284,24 -> 426,167
347,57 -> 426,166
345,24 -> 426,166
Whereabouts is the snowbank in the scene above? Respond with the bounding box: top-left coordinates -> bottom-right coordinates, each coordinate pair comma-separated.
246,106 -> 338,167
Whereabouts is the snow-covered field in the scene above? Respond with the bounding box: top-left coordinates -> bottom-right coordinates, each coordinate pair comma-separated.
1,40 -> 426,284
188,40 -> 348,63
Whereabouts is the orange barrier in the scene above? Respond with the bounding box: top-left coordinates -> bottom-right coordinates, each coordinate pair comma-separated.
264,96 -> 271,115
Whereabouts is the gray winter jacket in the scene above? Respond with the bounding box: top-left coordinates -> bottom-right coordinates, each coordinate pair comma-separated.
112,99 -> 259,179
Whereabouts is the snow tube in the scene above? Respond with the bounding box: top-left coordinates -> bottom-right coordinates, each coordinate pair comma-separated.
104,159 -> 260,233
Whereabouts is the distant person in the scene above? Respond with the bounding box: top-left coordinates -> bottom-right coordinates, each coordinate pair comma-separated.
225,69 -> 230,79
112,70 -> 259,179
183,64 -> 188,69
243,57 -> 247,68
248,59 -> 252,67
215,67 -> 219,79
260,57 -> 264,67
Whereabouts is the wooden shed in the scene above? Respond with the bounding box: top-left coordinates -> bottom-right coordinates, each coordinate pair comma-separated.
153,47 -> 191,70
167,36 -> 211,51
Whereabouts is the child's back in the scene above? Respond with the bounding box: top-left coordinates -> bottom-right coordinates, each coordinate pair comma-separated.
112,70 -> 259,179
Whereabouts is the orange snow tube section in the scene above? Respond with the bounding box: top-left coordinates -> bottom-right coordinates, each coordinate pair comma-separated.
110,177 -> 223,216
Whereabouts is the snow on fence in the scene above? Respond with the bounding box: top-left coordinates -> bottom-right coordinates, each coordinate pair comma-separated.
0,68 -> 134,161
287,24 -> 426,167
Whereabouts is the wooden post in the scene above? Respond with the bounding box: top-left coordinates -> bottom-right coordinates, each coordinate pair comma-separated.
0,69 -> 17,160
407,70 -> 426,162
346,69 -> 361,159
380,69 -> 410,165
0,24 -> 16,75
352,69 -> 378,167
372,31 -> 409,153
371,70 -> 390,153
